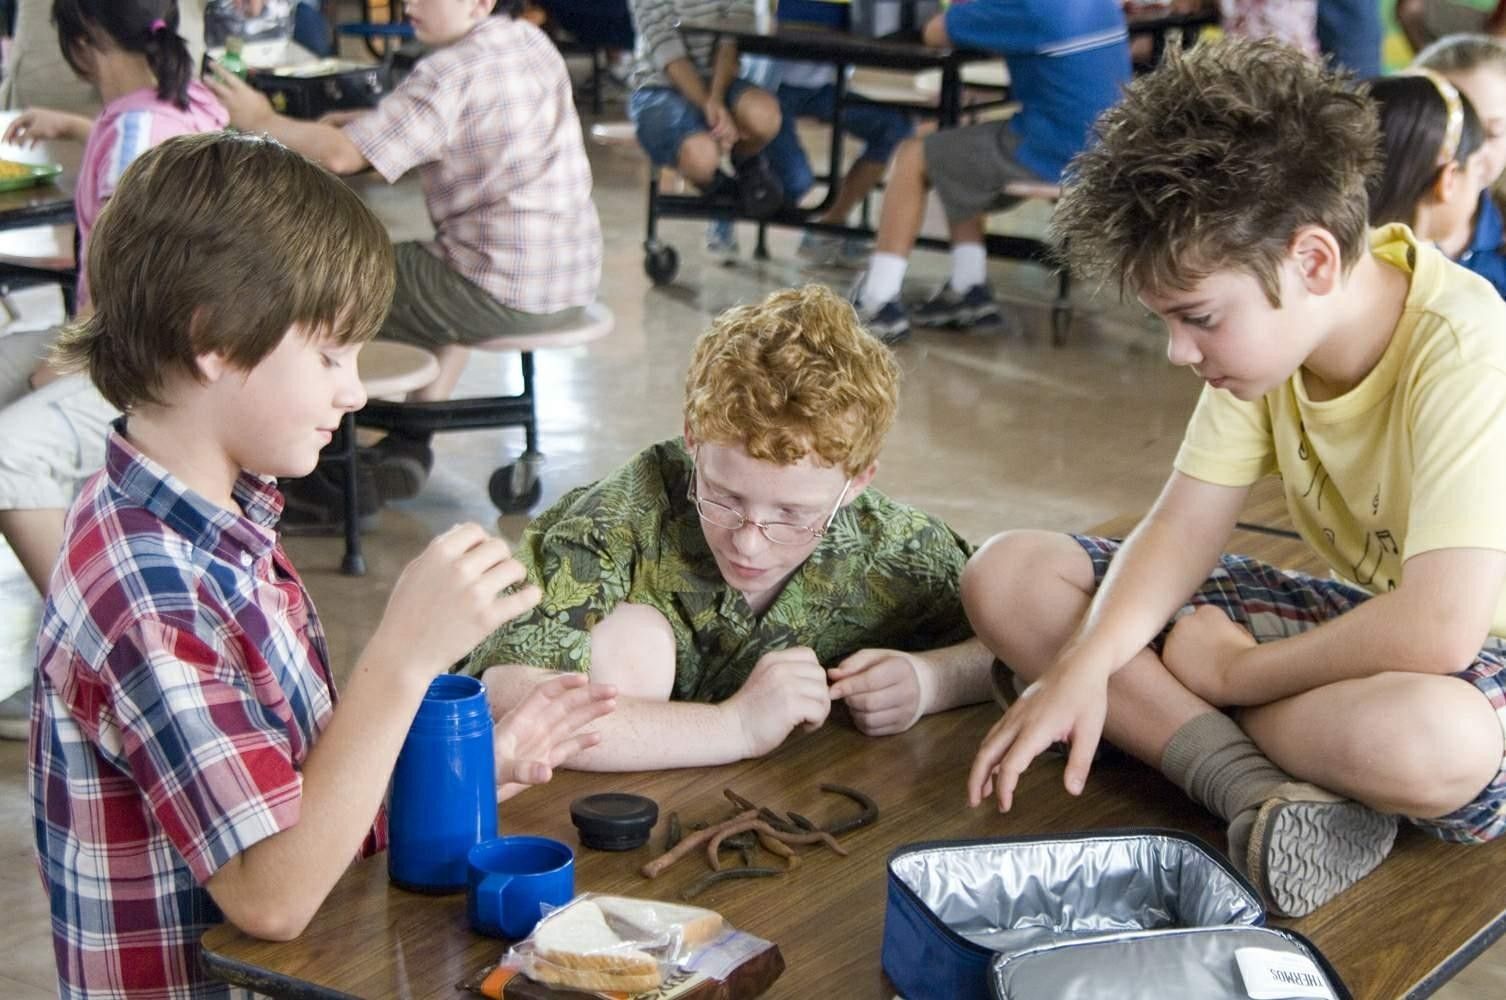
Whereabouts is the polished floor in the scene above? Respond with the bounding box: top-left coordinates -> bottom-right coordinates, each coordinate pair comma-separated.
1,69 -> 1504,998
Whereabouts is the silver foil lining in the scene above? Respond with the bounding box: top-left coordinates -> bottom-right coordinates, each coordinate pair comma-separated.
889,833 -> 1264,954
991,926 -> 1331,999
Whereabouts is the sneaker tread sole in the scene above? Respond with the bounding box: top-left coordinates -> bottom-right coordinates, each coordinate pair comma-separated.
1250,797 -> 1398,917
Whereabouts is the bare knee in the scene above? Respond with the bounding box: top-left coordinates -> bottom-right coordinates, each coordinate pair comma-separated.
891,136 -> 928,185
732,88 -> 781,146
588,602 -> 676,701
961,530 -> 1093,680
1317,674 -> 1505,817
676,135 -> 723,187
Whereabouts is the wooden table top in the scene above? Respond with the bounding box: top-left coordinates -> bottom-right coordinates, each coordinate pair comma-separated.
203,481 -> 1506,999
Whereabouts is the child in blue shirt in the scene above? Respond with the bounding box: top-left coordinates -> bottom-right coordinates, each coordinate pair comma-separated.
1416,34 -> 1506,298
1366,71 -> 1492,290
851,0 -> 1130,342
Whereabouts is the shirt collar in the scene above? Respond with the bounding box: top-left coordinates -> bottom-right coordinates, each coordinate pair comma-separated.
1467,192 -> 1505,259
105,419 -> 282,563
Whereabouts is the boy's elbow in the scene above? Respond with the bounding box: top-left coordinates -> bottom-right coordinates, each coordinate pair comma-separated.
317,132 -> 368,176
324,146 -> 367,176
222,896 -> 316,942
209,860 -> 320,942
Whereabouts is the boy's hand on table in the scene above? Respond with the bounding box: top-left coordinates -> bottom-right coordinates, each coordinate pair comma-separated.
828,648 -> 929,736
492,673 -> 616,801
1162,605 -> 1256,706
204,62 -> 277,131
371,523 -> 541,679
966,659 -> 1108,812
318,110 -> 366,128
3,108 -> 91,146
725,646 -> 832,758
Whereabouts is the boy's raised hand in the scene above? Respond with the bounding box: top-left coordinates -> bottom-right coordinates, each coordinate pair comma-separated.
3,108 -> 91,147
828,648 -> 929,736
203,62 -> 276,131
372,523 -> 542,680
493,673 -> 616,801
966,661 -> 1108,812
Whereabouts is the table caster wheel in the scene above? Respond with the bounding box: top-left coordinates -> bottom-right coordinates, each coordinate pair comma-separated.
489,462 -> 543,514
645,244 -> 679,285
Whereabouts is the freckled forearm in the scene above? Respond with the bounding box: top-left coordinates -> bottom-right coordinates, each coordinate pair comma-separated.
915,638 -> 995,714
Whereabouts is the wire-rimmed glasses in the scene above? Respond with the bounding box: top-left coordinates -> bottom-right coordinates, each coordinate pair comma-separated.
688,451 -> 851,545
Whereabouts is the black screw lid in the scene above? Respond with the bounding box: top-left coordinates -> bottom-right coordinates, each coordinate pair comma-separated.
569,793 -> 659,851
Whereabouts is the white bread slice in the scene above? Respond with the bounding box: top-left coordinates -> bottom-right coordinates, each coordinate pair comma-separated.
595,896 -> 725,953
531,900 -> 664,993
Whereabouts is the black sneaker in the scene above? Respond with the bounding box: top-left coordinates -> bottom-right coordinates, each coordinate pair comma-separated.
361,433 -> 434,502
733,153 -> 784,220
857,298 -> 911,345
279,462 -> 381,537
911,283 -> 1003,331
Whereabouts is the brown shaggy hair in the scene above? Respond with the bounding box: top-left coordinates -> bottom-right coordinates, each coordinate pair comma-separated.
684,284 -> 899,476
55,131 -> 395,411
1052,37 -> 1379,306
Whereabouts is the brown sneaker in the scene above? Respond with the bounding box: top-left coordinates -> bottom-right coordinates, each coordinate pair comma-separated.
1238,782 -> 1398,918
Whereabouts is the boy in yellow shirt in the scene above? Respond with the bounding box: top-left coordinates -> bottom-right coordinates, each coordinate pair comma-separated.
964,38 -> 1506,918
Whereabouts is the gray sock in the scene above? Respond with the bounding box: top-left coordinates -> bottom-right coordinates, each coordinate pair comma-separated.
1161,710 -> 1293,823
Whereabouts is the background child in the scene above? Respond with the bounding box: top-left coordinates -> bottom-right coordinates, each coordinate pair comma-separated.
207,0 -> 603,521
0,0 -> 207,113
625,0 -> 785,262
32,131 -> 615,999
0,0 -> 226,741
850,0 -> 1131,342
743,54 -> 914,268
1366,72 -> 1488,269
1416,34 -> 1506,296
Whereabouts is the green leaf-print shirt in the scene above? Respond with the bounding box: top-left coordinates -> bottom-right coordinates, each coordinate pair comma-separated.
464,440 -> 975,703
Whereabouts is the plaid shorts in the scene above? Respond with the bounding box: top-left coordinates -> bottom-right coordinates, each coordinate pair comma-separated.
1072,534 -> 1506,843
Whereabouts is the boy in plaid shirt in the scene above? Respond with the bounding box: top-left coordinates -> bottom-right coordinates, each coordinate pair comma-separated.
30,132 -> 614,1000
208,0 -> 603,518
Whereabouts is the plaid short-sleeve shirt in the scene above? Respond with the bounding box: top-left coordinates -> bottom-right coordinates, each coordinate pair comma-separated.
30,423 -> 383,1000
343,16 -> 602,314
466,440 -> 977,702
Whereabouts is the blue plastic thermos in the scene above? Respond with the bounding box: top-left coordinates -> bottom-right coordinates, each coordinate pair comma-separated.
388,674 -> 498,892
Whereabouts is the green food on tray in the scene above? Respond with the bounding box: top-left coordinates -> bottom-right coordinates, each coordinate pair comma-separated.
0,160 -> 64,193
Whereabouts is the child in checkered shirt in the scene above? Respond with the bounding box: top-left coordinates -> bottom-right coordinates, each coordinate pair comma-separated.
207,0 -> 602,522
31,131 -> 614,1000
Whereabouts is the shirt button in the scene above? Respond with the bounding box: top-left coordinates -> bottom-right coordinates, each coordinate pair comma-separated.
240,553 -> 253,567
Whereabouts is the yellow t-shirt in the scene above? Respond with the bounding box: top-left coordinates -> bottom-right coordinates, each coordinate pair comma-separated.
1174,224 -> 1506,634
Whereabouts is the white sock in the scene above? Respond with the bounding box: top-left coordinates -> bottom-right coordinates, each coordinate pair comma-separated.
949,243 -> 987,293
861,253 -> 908,308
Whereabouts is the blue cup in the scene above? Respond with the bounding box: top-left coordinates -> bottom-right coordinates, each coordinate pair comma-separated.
389,674 -> 498,893
467,835 -> 576,939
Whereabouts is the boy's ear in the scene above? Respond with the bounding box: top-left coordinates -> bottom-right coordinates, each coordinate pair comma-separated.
195,350 -> 233,384
1288,225 -> 1342,297
1433,159 -> 1470,203
845,461 -> 879,501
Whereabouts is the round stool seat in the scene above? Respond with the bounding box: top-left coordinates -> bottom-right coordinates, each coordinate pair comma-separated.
359,341 -> 441,399
590,122 -> 640,147
1001,180 -> 1062,201
472,303 -> 615,354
